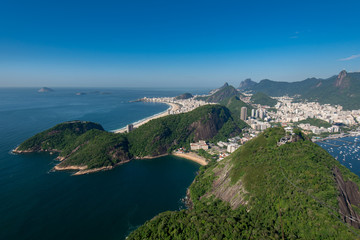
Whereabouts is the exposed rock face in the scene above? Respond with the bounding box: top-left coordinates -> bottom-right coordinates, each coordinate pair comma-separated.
189,115 -> 227,141
333,166 -> 360,228
203,161 -> 248,209
238,78 -> 257,90
335,70 -> 349,89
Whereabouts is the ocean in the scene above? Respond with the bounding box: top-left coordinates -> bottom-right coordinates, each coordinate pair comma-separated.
316,136 -> 360,176
0,87 -> 208,240
1,88 -> 360,240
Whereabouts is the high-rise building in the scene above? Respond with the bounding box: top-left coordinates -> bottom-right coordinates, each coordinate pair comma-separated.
251,109 -> 255,118
127,124 -> 134,132
240,107 -> 247,121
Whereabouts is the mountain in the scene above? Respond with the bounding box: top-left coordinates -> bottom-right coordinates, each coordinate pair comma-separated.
238,70 -> 360,110
128,128 -> 360,239
175,92 -> 193,100
238,78 -> 257,89
38,87 -> 54,92
197,83 -> 242,103
250,92 -> 278,107
14,105 -> 245,174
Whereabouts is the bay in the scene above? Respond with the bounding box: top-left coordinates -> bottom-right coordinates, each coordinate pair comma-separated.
0,87 -> 207,240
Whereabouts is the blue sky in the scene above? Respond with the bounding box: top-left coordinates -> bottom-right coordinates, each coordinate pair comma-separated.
1,0 -> 360,88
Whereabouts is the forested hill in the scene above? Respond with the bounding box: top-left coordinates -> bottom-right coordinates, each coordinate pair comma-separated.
14,105 -> 246,173
238,70 -> 360,110
128,127 -> 360,239
250,92 -> 278,107
197,83 -> 242,103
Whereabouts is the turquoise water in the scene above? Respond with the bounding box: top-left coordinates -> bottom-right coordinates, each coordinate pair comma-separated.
0,88 -> 207,240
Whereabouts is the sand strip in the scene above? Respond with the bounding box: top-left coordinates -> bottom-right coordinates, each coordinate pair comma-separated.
173,152 -> 208,166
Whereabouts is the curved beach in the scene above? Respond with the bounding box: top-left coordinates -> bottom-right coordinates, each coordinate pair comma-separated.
173,152 -> 208,166
113,102 -> 180,133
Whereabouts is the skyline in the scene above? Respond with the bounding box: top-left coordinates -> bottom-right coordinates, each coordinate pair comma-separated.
1,0 -> 360,88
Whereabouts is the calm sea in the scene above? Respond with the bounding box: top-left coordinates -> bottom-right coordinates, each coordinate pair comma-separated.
0,87 -> 208,240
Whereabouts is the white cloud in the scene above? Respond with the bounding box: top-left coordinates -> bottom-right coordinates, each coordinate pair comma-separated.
339,54 -> 360,61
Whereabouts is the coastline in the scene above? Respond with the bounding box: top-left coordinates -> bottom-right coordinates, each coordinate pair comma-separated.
113,102 -> 180,134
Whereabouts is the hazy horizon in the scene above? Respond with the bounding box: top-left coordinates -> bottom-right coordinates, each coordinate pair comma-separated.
1,0 -> 360,88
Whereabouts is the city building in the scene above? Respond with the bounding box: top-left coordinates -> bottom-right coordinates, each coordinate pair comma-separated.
127,124 -> 134,132
240,107 -> 247,121
190,140 -> 209,150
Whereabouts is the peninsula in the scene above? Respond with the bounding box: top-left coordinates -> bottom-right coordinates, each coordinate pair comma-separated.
14,105 -> 244,175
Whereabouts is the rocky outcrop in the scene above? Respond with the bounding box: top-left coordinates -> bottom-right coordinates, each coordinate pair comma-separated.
333,166 -> 360,228
203,161 -> 248,209
238,78 -> 257,90
335,70 -> 349,89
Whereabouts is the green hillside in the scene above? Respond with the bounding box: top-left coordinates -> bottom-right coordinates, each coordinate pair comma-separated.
15,105 -> 245,172
250,92 -> 278,107
128,128 -> 360,239
294,118 -> 332,128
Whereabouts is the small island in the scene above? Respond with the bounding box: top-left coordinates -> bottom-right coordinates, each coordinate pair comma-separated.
38,87 -> 54,93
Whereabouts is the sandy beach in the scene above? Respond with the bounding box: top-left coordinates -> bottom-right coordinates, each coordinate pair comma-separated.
173,152 -> 208,166
113,102 -> 180,134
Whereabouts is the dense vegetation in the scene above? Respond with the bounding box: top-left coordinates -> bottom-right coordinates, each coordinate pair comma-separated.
294,117 -> 332,128
16,105 -> 245,171
250,92 -> 278,107
17,121 -> 104,152
128,127 -> 360,239
238,70 -> 360,110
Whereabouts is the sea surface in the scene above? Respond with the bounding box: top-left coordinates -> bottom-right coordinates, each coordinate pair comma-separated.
317,136 -> 360,176
0,87 -> 208,240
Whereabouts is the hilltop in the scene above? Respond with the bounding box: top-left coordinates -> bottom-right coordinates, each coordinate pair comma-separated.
128,127 -> 360,239
175,92 -> 193,100
238,70 -> 360,110
197,83 -> 242,103
14,105 -> 246,174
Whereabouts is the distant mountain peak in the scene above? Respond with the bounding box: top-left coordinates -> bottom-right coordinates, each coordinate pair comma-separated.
238,78 -> 257,90
221,82 -> 229,89
335,70 -> 348,89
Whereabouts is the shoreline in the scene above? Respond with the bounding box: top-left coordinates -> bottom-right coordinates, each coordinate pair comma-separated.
173,152 -> 208,166
113,102 -> 180,134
